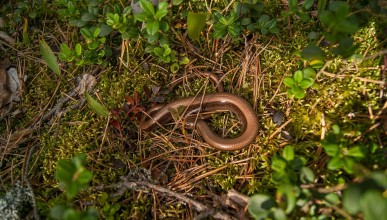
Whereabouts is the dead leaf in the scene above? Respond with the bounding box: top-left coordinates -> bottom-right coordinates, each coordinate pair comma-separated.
0,31 -> 15,45
8,128 -> 33,142
0,58 -> 11,69
0,67 -> 12,107
74,74 -> 97,95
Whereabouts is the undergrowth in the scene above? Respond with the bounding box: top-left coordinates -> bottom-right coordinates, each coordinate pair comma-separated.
0,0 -> 386,219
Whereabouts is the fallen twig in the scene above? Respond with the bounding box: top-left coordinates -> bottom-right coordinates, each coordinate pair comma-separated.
108,176 -> 236,220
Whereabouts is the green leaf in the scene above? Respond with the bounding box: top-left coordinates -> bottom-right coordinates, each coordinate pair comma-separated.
278,185 -> 298,213
213,23 -> 228,39
69,18 -> 85,27
75,43 -> 82,56
187,12 -> 208,42
327,157 -> 342,170
170,63 -> 179,73
159,20 -> 170,32
227,24 -> 241,38
50,205 -> 67,219
318,10 -> 334,28
60,43 -> 72,55
81,13 -> 96,22
283,77 -> 295,87
147,33 -> 159,43
153,47 -> 164,57
163,47 -> 171,56
93,28 -> 100,38
301,44 -> 325,60
342,157 -> 355,173
146,20 -> 159,35
288,0 -> 297,12
135,12 -> 148,22
359,191 -> 387,220
123,6 -> 132,15
88,0 -> 102,7
73,154 -> 87,169
80,28 -> 92,39
219,16 -> 229,25
293,87 -> 306,99
258,14 -> 270,24
179,57 -> 190,65
271,171 -> 287,184
302,67 -> 316,80
325,193 -> 340,206
139,0 -> 155,15
293,70 -> 303,83
56,160 -> 76,183
336,19 -> 358,34
302,0 -> 314,10
307,31 -> 319,40
329,1 -> 349,17
77,170 -> 93,185
371,172 -> 387,189
63,208 -> 81,219
347,146 -> 365,158
158,1 -> 168,11
291,157 -> 307,169
88,41 -> 100,50
322,138 -> 339,156
270,208 -> 287,220
233,2 -> 249,15
155,2 -> 168,19
155,9 -> 168,20
39,39 -> 61,76
172,0 -> 183,5
29,10 -> 37,18
227,13 -> 239,24
332,124 -> 340,134
86,93 -> 109,117
240,17 -> 251,26
248,194 -> 277,219
271,156 -> 287,172
290,85 -> 303,94
299,79 -> 314,89
282,145 -> 294,161
85,208 -> 99,220
300,167 -> 315,183
98,24 -> 113,37
317,0 -> 327,14
309,59 -> 324,68
334,37 -> 358,58
343,184 -> 362,214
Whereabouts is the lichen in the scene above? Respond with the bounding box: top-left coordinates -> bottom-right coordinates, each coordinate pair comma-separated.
0,182 -> 32,220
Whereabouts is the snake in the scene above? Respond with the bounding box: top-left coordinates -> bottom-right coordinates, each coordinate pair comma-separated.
139,73 -> 259,151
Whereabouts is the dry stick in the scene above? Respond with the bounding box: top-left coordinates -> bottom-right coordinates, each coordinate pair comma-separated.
269,118 -> 293,140
330,205 -> 353,220
317,51 -> 387,85
112,178 -> 235,220
321,70 -> 386,85
268,76 -> 285,104
24,144 -> 40,220
380,55 -> 387,99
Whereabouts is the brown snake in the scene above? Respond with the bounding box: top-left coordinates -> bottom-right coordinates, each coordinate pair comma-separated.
139,73 -> 259,151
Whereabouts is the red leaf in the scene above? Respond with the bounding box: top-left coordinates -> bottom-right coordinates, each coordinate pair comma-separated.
110,120 -> 122,131
125,95 -> 134,106
134,92 -> 141,105
143,86 -> 152,98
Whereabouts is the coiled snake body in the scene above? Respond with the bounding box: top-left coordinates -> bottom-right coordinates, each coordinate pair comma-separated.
140,73 -> 259,151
